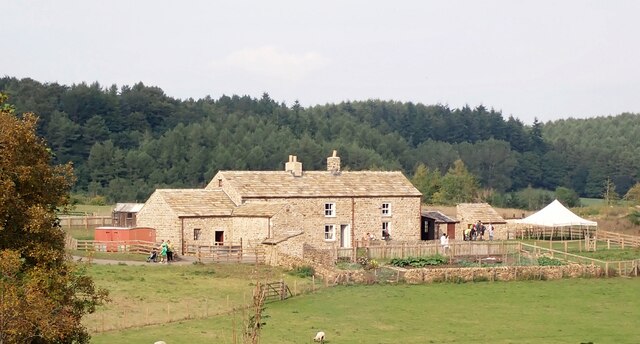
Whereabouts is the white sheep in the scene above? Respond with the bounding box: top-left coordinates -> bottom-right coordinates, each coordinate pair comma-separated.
313,331 -> 325,343
153,341 -> 167,344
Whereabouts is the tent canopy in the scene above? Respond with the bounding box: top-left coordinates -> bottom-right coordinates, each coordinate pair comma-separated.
515,199 -> 597,227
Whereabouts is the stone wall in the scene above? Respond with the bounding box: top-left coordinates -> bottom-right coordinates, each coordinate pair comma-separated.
263,245 -> 605,286
403,264 -> 604,284
182,217 -> 232,247
232,216 -> 270,247
136,192 -> 180,244
263,196 -> 421,254
207,172 -> 243,205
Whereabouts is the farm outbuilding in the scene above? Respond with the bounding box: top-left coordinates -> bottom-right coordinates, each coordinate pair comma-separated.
94,226 -> 156,251
112,203 -> 144,227
456,203 -> 507,239
421,210 -> 459,240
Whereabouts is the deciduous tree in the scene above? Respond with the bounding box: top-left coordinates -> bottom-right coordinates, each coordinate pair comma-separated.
0,93 -> 108,344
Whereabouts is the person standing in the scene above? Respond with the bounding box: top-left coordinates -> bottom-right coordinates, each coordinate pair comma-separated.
159,240 -> 168,264
488,223 -> 495,241
167,240 -> 174,262
440,233 -> 449,253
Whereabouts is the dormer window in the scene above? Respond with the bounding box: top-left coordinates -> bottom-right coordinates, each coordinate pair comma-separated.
382,203 -> 391,216
324,203 -> 336,217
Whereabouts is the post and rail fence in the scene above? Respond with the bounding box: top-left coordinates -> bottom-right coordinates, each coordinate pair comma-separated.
59,215 -> 112,229
333,240 -> 520,262
519,242 -> 639,277
66,237 -> 266,264
596,230 -> 640,248
184,243 -> 265,264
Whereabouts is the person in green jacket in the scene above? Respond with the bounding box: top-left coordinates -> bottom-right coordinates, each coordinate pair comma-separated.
160,240 -> 168,264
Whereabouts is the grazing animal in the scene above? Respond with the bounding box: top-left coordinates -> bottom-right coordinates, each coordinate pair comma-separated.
313,331 -> 325,343
153,341 -> 167,344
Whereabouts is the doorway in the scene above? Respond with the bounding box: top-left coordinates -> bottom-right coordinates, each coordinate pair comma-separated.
420,217 -> 436,240
340,224 -> 351,248
215,230 -> 224,245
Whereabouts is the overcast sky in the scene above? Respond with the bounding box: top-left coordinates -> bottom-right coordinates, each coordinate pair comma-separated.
2,1 -> 639,124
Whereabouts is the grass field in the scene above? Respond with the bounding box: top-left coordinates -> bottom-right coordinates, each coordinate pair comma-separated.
523,240 -> 640,261
69,204 -> 115,216
82,263 -> 315,333
90,277 -> 640,344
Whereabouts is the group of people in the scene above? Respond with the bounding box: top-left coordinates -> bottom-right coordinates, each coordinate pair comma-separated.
146,239 -> 175,263
463,220 -> 494,241
362,229 -> 391,242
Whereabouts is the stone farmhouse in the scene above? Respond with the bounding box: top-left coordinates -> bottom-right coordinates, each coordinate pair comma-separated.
137,151 -> 422,258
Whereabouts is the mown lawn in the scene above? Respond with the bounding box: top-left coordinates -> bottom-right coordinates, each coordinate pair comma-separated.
91,278 -> 640,344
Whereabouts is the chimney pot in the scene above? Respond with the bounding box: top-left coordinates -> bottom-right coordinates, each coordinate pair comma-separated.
327,150 -> 341,173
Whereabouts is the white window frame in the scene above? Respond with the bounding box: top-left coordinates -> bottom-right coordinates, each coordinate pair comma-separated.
324,224 -> 336,241
382,221 -> 391,238
324,202 -> 336,217
381,202 -> 391,216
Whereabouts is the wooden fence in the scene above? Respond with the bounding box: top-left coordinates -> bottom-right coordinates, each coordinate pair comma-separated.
260,281 -> 292,302
70,239 -> 156,254
596,230 -> 640,248
67,238 -> 265,264
185,244 -> 266,264
336,241 -> 520,261
59,215 -> 112,229
520,242 -> 639,277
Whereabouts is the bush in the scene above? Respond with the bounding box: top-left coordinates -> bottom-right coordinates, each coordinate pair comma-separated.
627,209 -> 640,225
289,266 -> 314,278
390,255 -> 448,268
537,256 -> 565,266
357,257 -> 379,270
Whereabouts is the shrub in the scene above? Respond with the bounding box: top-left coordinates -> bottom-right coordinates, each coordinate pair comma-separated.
627,209 -> 640,225
537,256 -> 565,266
357,257 -> 379,270
289,265 -> 314,278
390,255 -> 448,268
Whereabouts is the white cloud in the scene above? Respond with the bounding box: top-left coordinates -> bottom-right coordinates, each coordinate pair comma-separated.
210,46 -> 330,82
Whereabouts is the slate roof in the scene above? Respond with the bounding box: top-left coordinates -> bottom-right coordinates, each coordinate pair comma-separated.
155,189 -> 236,216
214,171 -> 422,198
456,203 -> 506,224
421,210 -> 459,223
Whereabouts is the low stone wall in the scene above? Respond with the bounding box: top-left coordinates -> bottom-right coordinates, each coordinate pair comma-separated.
264,244 -> 605,286
302,244 -> 334,266
403,264 -> 603,284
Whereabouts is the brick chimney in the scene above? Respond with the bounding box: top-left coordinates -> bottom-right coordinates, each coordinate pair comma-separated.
327,150 -> 340,173
285,155 -> 303,177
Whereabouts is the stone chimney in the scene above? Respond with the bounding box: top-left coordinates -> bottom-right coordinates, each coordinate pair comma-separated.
285,155 -> 303,177
327,150 -> 341,173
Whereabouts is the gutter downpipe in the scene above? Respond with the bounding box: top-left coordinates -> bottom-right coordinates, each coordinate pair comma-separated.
351,197 -> 356,261
181,217 -> 185,255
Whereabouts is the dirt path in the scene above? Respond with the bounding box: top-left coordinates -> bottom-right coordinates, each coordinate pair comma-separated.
71,255 -> 196,266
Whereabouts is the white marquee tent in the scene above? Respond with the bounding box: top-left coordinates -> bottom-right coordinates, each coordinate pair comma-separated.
515,199 -> 597,227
